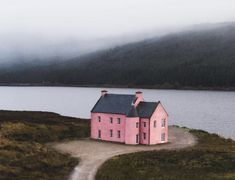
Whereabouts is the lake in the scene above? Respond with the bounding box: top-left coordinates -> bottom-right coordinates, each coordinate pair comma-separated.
0,86 -> 234,139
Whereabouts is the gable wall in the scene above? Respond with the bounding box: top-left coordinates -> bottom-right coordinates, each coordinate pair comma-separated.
149,103 -> 168,144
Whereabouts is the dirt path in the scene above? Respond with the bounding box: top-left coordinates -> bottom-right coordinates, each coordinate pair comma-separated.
53,126 -> 197,180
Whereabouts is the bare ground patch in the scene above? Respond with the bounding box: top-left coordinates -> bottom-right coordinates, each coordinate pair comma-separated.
53,126 -> 197,180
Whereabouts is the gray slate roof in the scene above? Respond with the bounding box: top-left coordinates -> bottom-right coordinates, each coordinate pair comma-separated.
91,94 -> 136,115
127,105 -> 139,117
137,101 -> 160,118
91,93 -> 160,118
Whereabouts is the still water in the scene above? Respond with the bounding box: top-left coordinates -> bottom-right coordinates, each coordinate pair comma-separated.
0,86 -> 234,139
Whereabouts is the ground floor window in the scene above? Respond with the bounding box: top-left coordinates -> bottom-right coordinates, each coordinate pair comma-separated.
98,130 -> 101,138
143,133 -> 146,139
161,133 -> 165,142
117,130 -> 121,138
110,129 -> 113,137
136,134 -> 139,143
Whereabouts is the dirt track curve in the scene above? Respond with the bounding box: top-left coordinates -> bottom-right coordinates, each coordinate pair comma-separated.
53,126 -> 197,180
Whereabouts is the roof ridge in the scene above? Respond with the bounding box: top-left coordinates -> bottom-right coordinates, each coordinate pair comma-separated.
107,93 -> 135,96
139,101 -> 160,104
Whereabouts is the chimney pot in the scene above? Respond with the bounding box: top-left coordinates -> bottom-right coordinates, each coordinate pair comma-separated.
101,90 -> 108,96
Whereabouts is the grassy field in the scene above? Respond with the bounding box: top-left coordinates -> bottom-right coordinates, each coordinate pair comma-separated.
0,110 -> 90,180
96,127 -> 235,180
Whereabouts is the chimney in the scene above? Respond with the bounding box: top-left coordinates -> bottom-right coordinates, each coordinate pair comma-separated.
135,91 -> 143,99
134,91 -> 144,107
101,90 -> 108,96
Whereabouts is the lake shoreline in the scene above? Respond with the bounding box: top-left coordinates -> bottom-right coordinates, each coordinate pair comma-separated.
1,83 -> 235,91
0,86 -> 234,139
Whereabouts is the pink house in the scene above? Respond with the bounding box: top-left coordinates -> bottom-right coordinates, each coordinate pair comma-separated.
90,90 -> 168,145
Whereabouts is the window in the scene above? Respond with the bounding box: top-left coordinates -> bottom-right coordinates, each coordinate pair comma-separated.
110,129 -> 113,137
98,116 -> 101,122
110,117 -> 113,124
154,120 -> 157,127
117,118 -> 121,124
143,122 -> 146,127
143,133 -> 146,139
161,133 -> 166,142
161,118 -> 166,127
117,130 -> 121,138
136,122 -> 139,128
136,134 -> 139,143
98,130 -> 101,138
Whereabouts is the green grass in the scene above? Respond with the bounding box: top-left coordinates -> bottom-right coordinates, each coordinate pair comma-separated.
0,110 -> 90,180
96,128 -> 235,180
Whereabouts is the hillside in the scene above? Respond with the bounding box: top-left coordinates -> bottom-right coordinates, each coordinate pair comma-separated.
1,22 -> 235,89
0,111 -> 89,179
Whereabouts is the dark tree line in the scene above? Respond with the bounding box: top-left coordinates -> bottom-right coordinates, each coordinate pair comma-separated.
1,23 -> 235,89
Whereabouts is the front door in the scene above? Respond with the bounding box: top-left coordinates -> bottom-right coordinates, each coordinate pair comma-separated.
98,130 -> 101,139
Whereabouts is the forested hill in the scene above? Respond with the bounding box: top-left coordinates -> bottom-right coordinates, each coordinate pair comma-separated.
1,22 -> 235,89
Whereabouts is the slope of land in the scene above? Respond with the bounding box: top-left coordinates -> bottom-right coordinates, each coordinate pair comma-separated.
53,126 -> 197,180
0,111 -> 89,180
1,22 -> 235,89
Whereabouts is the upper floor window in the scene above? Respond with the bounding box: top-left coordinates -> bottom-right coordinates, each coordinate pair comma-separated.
110,117 -> 113,124
154,120 -> 157,128
98,116 -> 101,122
136,122 -> 139,128
117,118 -> 121,124
143,122 -> 146,127
110,129 -> 113,137
117,130 -> 121,138
161,118 -> 166,127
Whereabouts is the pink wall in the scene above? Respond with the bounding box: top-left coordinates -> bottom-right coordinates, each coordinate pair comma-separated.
149,103 -> 168,145
91,98 -> 168,145
125,117 -> 140,145
91,112 -> 126,143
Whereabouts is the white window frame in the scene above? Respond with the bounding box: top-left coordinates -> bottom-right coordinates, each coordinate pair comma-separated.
117,118 -> 121,124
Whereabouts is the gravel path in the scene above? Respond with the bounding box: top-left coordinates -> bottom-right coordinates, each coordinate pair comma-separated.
53,126 -> 197,180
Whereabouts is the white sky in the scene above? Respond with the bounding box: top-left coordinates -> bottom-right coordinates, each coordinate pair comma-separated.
0,0 -> 235,62
1,0 -> 235,39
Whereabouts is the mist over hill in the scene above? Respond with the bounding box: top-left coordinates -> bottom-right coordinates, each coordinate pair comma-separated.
1,22 -> 235,89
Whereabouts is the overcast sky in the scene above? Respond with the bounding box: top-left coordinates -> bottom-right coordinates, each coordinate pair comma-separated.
0,0 -> 235,62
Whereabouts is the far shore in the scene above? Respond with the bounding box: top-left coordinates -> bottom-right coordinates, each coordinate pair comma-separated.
1,83 -> 235,91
